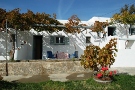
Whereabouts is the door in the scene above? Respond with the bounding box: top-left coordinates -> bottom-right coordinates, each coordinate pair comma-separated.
33,35 -> 42,59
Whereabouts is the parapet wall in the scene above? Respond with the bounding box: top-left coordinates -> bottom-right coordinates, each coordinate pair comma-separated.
0,60 -> 90,76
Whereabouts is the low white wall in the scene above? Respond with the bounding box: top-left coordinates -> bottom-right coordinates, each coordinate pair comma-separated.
0,56 -> 10,60
112,49 -> 135,67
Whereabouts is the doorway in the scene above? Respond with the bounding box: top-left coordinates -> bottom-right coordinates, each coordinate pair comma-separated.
33,35 -> 43,59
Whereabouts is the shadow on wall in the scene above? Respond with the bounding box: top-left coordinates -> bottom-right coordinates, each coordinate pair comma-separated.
42,30 -> 91,59
126,40 -> 134,49
0,30 -> 34,60
115,24 -> 128,37
0,32 -> 12,59
1,29 -> 85,60
1,27 -> 121,60
16,31 -> 32,60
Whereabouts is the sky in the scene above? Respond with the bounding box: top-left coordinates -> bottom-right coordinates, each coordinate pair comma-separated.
0,0 -> 135,21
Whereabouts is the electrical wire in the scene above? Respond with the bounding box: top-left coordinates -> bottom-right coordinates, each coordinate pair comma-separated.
98,1 -> 135,17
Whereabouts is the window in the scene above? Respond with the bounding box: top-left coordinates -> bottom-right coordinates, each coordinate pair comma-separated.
55,36 -> 64,44
129,28 -> 135,35
108,27 -> 116,36
50,36 -> 69,45
86,37 -> 91,43
10,34 -> 15,42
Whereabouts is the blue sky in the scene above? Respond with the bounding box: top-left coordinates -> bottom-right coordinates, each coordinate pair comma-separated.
0,0 -> 135,21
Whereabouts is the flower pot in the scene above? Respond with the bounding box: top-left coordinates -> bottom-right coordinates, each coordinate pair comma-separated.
93,76 -> 112,83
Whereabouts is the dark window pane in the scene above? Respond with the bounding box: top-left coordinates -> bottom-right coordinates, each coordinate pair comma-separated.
108,27 -> 116,36
130,28 -> 135,35
10,34 -> 15,42
56,37 -> 59,43
86,37 -> 91,43
60,37 -> 64,43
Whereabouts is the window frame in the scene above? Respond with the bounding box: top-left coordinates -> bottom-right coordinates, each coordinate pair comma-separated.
55,36 -> 65,45
50,36 -> 69,45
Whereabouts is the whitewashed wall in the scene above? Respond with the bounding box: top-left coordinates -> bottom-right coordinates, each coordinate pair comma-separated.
112,49 -> 135,67
0,28 -> 135,67
0,32 -> 12,60
0,17 -> 135,67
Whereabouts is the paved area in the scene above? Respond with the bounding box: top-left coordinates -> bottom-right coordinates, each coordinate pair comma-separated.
110,67 -> 135,76
2,72 -> 93,83
2,67 -> 135,83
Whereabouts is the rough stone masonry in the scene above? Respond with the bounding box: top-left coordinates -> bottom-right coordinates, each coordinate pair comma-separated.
0,60 -> 91,76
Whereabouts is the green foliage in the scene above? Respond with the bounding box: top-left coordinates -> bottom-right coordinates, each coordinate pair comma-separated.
80,38 -> 118,71
0,74 -> 135,90
111,4 -> 135,25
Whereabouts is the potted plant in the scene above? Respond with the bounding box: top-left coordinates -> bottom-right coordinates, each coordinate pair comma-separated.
80,38 -> 118,83
93,66 -> 117,83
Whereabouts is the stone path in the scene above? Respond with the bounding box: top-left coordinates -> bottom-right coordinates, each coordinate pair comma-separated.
2,67 -> 135,83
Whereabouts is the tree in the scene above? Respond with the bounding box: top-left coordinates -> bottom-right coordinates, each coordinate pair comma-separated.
111,4 -> 135,37
0,8 -> 64,32
91,21 -> 109,37
0,8 -> 6,31
65,15 -> 81,33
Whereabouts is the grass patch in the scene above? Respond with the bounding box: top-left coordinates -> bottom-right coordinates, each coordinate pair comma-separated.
0,74 -> 135,90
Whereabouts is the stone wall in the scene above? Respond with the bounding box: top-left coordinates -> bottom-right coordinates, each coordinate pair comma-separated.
0,60 -> 90,76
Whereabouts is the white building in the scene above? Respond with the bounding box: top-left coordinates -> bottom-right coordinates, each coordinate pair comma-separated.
0,17 -> 135,67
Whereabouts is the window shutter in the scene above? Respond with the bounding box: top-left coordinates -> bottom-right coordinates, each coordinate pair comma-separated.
64,37 -> 69,45
113,30 -> 116,36
50,36 -> 54,45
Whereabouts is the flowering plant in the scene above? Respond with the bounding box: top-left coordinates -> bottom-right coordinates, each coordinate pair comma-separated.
95,66 -> 117,81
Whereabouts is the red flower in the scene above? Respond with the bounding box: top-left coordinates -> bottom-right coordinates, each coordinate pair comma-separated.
113,70 -> 117,74
97,73 -> 103,78
101,67 -> 108,71
109,71 -> 113,76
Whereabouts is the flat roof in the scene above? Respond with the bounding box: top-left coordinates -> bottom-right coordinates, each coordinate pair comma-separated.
119,38 -> 135,40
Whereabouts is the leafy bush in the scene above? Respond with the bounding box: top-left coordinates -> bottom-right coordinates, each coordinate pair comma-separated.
80,38 -> 118,71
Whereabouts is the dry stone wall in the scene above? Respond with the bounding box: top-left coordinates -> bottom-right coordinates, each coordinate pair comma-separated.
0,60 -> 91,76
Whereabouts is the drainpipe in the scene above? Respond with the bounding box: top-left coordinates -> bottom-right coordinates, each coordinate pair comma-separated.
14,27 -> 18,60
15,28 -> 18,47
125,24 -> 131,49
126,24 -> 129,38
129,24 -> 132,36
